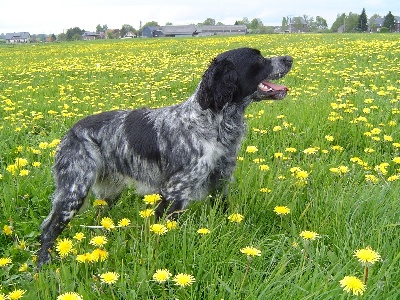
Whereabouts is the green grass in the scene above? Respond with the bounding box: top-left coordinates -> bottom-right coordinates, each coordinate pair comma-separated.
0,34 -> 399,299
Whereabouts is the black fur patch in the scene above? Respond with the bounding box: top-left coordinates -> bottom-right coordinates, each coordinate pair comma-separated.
75,111 -> 119,131
125,109 -> 160,161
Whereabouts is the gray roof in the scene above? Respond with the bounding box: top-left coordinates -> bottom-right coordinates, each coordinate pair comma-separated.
5,32 -> 30,39
161,25 -> 197,34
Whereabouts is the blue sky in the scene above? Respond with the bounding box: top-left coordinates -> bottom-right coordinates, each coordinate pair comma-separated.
1,0 -> 397,34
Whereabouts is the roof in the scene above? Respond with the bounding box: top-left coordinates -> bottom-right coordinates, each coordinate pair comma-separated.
5,32 -> 30,39
82,31 -> 100,36
161,25 -> 197,34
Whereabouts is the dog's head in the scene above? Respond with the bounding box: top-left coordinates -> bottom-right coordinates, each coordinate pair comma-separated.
198,47 -> 292,111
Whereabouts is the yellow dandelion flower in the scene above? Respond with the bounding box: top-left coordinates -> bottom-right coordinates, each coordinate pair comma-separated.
19,169 -> 29,177
150,224 -> 168,235
100,217 -> 115,230
197,228 -> 210,235
89,235 -> 108,247
0,257 -> 12,267
76,252 -> 93,263
392,157 -> 400,164
324,135 -> 334,141
365,174 -> 379,183
57,292 -> 83,300
227,213 -> 244,223
15,158 -> 28,167
299,230 -> 319,240
56,238 -> 73,258
3,225 -> 13,235
73,232 -> 85,241
354,246 -> 381,265
339,276 -> 366,296
118,218 -> 131,227
7,289 -> 26,300
93,199 -> 108,207
18,263 -> 28,272
274,152 -> 283,158
285,147 -> 297,153
166,220 -> 178,230
303,147 -> 318,155
245,146 -> 258,153
143,194 -> 162,205
91,248 -> 109,262
139,209 -> 155,218
6,164 -> 17,175
273,206 -> 291,215
260,187 -> 272,193
273,125 -> 282,132
240,246 -> 261,257
100,271 -> 119,285
173,273 -> 195,287
32,161 -> 41,167
331,145 -> 344,151
259,164 -> 270,171
153,269 -> 172,283
0,294 -> 5,300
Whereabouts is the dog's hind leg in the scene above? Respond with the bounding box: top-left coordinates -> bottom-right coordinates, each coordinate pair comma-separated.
38,154 -> 98,268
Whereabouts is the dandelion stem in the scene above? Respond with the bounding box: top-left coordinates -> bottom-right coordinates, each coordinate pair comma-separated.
239,258 -> 251,292
363,265 -> 369,285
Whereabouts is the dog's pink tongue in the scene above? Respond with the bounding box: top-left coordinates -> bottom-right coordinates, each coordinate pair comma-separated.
261,82 -> 289,91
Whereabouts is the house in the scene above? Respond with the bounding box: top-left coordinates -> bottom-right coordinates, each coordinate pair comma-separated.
82,31 -> 100,40
142,25 -> 247,38
198,25 -> 247,36
4,32 -> 30,43
288,17 -> 308,33
370,16 -> 400,32
122,32 -> 136,38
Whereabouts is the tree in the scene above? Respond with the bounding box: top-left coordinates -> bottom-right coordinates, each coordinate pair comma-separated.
57,33 -> 67,42
96,24 -> 108,34
66,27 -> 84,41
358,8 -> 368,31
203,18 -> 216,25
369,14 -> 381,32
120,24 -> 135,37
331,12 -> 359,32
383,11 -> 395,32
282,17 -> 289,31
315,16 -> 328,30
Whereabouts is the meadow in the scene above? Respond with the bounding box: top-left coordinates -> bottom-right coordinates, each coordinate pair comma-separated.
0,33 -> 399,299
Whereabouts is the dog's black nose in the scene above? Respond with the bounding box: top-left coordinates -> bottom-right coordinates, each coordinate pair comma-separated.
283,56 -> 293,66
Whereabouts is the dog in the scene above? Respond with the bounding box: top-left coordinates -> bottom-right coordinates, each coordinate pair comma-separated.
38,47 -> 292,267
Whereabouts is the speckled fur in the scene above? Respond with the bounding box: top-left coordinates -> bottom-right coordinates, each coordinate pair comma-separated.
38,48 -> 292,267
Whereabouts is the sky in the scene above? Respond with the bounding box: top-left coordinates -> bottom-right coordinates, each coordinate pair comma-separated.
1,0 -> 398,35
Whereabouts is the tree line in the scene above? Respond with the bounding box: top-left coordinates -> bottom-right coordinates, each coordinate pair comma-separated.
33,9 -> 397,42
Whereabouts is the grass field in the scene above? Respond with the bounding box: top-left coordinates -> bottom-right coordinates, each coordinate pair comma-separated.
0,34 -> 399,299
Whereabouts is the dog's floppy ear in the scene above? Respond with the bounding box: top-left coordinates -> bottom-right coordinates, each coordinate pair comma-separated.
197,57 -> 238,111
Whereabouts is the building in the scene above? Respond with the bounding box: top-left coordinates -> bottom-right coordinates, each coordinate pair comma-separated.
370,16 -> 400,32
142,25 -> 247,38
82,31 -> 100,40
4,32 -> 30,43
288,17 -> 308,33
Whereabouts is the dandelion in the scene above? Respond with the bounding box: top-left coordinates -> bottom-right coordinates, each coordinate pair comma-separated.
7,289 -> 26,300
260,187 -> 272,193
100,271 -> 119,284
172,273 -> 195,287
274,152 -> 283,158
324,135 -> 334,141
153,269 -> 172,283
245,146 -> 258,153
56,292 -> 83,300
15,158 -> 28,167
240,246 -> 261,257
18,263 -> 28,272
73,232 -> 85,241
273,206 -> 291,215
89,235 -> 108,247
197,228 -> 210,235
365,174 -> 379,183
300,230 -> 319,240
339,275 -> 366,296
76,252 -> 93,263
303,147 -> 318,155
56,238 -> 73,258
139,209 -> 155,218
166,220 -> 178,230
143,194 -> 162,205
19,169 -> 29,176
118,218 -> 131,227
227,213 -> 244,223
285,147 -> 297,153
0,257 -> 12,267
393,157 -> 400,164
273,125 -> 282,132
93,199 -> 108,207
3,225 -> 13,235
32,161 -> 41,167
259,164 -> 270,171
100,217 -> 115,230
354,246 -> 381,284
0,294 -> 5,300
150,224 -> 168,235
91,248 -> 109,262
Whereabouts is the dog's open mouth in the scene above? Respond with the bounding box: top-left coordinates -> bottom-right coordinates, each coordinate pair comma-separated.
254,81 -> 289,101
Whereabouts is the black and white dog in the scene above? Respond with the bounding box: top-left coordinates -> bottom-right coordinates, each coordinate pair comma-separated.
38,48 -> 292,267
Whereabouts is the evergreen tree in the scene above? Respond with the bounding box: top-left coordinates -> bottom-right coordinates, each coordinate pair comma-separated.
383,11 -> 395,31
358,8 -> 368,31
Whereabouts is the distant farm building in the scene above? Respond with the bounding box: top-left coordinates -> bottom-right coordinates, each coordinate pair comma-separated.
4,32 -> 30,43
142,25 -> 247,38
